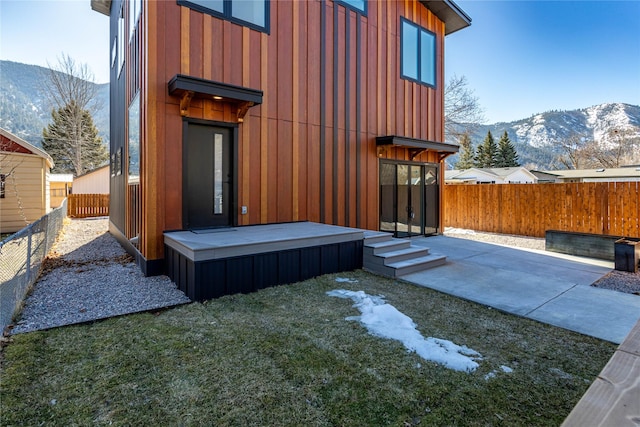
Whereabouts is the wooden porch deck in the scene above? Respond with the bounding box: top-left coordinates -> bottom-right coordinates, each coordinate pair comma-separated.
562,317 -> 640,426
164,222 -> 365,301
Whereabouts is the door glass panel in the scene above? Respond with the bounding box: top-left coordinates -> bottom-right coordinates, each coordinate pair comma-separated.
424,165 -> 438,234
213,133 -> 223,214
410,165 -> 422,235
396,165 -> 410,236
379,162 -> 396,233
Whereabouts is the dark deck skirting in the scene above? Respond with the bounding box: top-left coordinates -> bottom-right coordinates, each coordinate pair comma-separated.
164,222 -> 364,301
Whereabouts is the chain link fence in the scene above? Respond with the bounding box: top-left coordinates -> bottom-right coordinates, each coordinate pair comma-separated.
0,199 -> 67,333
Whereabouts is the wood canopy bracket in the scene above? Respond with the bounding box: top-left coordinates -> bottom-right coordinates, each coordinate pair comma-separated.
236,101 -> 255,123
409,148 -> 427,160
180,91 -> 194,117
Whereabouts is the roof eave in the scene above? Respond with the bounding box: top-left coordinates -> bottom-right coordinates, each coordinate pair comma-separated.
420,0 -> 472,35
91,0 -> 111,16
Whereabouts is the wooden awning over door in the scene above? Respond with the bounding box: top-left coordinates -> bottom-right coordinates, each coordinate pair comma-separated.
168,74 -> 263,122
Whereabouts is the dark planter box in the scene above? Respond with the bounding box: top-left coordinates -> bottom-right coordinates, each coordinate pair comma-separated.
614,238 -> 640,273
545,230 -> 622,261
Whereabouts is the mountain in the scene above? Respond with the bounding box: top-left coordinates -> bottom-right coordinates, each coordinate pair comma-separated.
0,60 -> 109,148
2,61 -> 638,170
447,103 -> 640,169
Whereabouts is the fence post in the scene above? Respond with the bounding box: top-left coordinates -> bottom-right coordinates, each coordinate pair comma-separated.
26,226 -> 32,284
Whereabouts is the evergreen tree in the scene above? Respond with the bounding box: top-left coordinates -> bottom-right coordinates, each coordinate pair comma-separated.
454,132 -> 475,169
495,131 -> 520,167
42,100 -> 107,176
474,130 -> 497,168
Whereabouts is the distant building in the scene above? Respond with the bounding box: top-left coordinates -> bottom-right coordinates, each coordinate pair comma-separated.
49,174 -> 73,208
445,167 -> 538,184
0,128 -> 54,233
73,165 -> 109,194
541,168 -> 640,183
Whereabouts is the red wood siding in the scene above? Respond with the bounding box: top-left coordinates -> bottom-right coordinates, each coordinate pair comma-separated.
138,0 -> 447,261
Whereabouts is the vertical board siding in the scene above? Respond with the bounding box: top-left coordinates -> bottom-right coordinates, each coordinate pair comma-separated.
139,0 -> 446,260
443,183 -> 640,238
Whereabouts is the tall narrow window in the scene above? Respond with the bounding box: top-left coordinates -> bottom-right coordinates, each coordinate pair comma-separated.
129,0 -> 142,40
117,5 -> 125,77
0,174 -> 5,198
401,18 -> 436,87
213,133 -> 223,214
178,0 -> 269,33
128,92 -> 140,180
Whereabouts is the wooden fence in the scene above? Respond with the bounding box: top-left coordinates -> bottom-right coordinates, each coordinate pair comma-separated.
443,182 -> 639,238
67,194 -> 110,218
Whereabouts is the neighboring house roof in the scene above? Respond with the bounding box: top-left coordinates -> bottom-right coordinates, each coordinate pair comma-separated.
0,127 -> 54,169
49,174 -> 74,183
91,0 -> 472,35
447,167 -> 537,183
530,170 -> 560,183
75,164 -> 109,179
542,168 -> 640,180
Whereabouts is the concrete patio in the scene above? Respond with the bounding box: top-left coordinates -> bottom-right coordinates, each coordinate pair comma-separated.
403,235 -> 640,344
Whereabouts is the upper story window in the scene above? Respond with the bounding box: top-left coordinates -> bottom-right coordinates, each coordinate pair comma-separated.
129,0 -> 142,40
178,0 -> 269,33
400,17 -> 436,87
117,4 -> 125,77
336,0 -> 366,15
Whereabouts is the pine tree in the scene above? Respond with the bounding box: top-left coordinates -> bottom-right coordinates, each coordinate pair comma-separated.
474,130 -> 497,168
454,132 -> 475,169
42,100 -> 108,176
495,131 -> 520,167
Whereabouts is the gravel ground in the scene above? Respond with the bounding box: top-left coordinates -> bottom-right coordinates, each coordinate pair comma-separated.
444,228 -> 640,296
11,218 -> 190,334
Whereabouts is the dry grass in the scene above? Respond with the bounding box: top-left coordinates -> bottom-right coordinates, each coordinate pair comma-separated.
0,270 -> 615,426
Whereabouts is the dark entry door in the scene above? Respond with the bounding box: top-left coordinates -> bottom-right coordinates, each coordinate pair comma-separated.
379,161 -> 439,237
184,124 -> 233,229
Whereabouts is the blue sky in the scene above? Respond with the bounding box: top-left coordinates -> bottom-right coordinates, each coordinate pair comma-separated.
1,0 -> 639,124
446,0 -> 640,123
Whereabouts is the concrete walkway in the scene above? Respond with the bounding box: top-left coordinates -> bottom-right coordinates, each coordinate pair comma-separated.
403,236 -> 640,344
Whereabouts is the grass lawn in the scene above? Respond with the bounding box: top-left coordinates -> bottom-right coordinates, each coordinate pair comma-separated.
1,270 -> 615,426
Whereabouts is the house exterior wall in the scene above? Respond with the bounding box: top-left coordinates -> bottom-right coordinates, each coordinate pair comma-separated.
0,152 -> 49,233
106,0 -> 452,267
73,167 -> 110,194
49,181 -> 70,208
504,170 -> 536,183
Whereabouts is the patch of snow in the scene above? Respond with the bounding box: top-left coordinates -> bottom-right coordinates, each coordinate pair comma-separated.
484,365 -> 513,380
335,277 -> 358,283
327,289 -> 481,372
500,365 -> 513,373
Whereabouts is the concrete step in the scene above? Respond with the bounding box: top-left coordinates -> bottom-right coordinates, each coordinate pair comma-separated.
364,239 -> 411,256
365,253 -> 447,278
362,231 -> 394,245
364,245 -> 431,267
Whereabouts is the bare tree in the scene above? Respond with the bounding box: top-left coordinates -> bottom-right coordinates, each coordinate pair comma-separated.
0,139 -> 28,224
40,54 -> 107,176
597,128 -> 640,168
41,53 -> 102,114
553,134 -> 600,170
444,74 -> 486,139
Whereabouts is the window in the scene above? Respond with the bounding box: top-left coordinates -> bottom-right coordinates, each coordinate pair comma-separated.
129,0 -> 142,40
0,174 -> 5,198
118,5 -> 125,77
336,0 -> 366,14
128,92 -> 140,180
178,0 -> 269,33
401,18 -> 436,87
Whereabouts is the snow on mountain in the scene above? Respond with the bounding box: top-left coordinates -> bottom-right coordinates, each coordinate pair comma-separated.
449,102 -> 640,169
